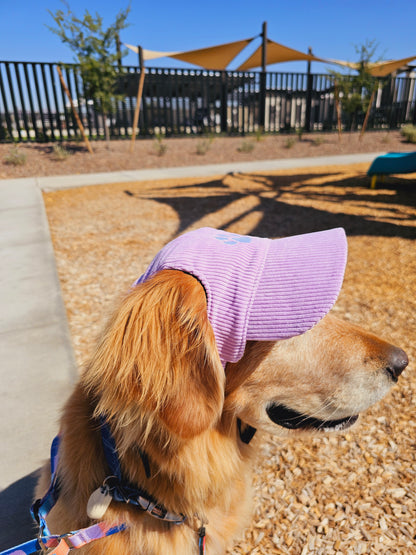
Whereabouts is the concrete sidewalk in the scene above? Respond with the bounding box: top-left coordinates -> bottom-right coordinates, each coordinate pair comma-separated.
0,152 -> 380,550
27,151 -> 381,191
0,179 -> 77,549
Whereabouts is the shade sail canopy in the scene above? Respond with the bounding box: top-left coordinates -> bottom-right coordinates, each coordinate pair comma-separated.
237,39 -> 324,70
328,55 -> 416,77
126,39 -> 415,76
125,38 -> 253,70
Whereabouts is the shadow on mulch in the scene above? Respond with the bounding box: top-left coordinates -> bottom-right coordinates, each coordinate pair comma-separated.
124,170 -> 416,241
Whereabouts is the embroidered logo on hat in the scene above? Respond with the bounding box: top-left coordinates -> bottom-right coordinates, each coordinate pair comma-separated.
215,233 -> 252,246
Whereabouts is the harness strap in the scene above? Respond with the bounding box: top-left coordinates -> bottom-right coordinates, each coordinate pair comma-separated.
2,418 -> 255,555
30,435 -> 61,537
0,538 -> 40,555
99,419 -> 186,525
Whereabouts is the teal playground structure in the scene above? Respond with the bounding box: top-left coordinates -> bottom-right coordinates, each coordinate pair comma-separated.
367,151 -> 416,188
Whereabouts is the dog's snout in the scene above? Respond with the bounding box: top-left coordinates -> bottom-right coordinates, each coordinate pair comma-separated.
386,347 -> 408,381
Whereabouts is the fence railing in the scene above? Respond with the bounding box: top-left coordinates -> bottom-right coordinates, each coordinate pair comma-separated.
1,60 -> 415,142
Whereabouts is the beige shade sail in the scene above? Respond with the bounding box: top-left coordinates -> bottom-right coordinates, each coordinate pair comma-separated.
125,38 -> 253,69
124,45 -> 182,60
237,38 -> 324,70
327,55 -> 416,77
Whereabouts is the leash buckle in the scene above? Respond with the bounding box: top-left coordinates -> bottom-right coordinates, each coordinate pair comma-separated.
38,532 -> 73,555
150,504 -> 167,519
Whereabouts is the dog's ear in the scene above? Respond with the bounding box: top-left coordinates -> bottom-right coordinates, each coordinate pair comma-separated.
83,269 -> 225,439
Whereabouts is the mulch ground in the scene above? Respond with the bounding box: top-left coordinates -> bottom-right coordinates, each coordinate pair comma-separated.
43,159 -> 416,554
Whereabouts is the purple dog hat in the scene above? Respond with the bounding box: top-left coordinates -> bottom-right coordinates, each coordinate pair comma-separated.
135,227 -> 347,366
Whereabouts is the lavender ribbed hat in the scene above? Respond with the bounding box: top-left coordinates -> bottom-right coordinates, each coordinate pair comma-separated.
135,227 -> 347,366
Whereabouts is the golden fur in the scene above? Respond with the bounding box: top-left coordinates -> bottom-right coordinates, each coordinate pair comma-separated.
36,269 -> 407,554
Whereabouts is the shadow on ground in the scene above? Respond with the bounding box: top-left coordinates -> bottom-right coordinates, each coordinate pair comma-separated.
0,471 -> 39,550
124,170 -> 416,240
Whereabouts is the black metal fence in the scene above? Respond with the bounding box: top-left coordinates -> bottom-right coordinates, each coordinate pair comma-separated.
1,60 -> 415,142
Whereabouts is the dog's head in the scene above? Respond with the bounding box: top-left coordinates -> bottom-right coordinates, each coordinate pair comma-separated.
225,313 -> 408,437
83,268 -> 408,442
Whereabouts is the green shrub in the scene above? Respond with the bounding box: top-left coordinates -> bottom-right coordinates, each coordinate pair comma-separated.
195,139 -> 211,155
254,128 -> 264,142
401,125 -> 416,144
284,137 -> 296,149
4,146 -> 27,166
153,133 -> 168,156
312,136 -> 325,146
52,143 -> 71,161
237,140 -> 255,153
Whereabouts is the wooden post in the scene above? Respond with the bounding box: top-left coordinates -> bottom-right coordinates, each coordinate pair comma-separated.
130,46 -> 146,153
360,88 -> 376,140
56,66 -> 93,154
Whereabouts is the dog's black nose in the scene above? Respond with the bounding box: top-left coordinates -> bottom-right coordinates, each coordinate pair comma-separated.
387,347 -> 409,380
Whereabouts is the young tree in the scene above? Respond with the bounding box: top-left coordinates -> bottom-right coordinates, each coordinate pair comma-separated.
331,40 -> 384,131
48,1 -> 130,142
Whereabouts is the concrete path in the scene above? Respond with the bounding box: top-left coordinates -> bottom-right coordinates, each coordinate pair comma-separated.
34,151 -> 381,191
0,179 -> 77,549
0,152 -> 380,550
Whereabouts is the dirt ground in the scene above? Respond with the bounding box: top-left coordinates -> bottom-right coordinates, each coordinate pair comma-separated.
1,130 -> 416,179
8,131 -> 414,553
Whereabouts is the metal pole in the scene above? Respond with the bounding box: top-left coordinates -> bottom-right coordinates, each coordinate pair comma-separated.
305,47 -> 313,132
259,21 -> 267,130
116,34 -> 122,69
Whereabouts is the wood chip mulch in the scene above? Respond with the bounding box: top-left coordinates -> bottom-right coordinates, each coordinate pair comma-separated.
42,155 -> 416,554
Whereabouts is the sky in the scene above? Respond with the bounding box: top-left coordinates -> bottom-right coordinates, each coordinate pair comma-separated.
0,0 -> 415,74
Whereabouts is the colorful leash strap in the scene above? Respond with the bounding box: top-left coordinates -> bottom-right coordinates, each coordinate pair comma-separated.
0,435 -> 126,555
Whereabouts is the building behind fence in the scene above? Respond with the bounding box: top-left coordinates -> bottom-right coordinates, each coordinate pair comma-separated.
1,60 -> 415,142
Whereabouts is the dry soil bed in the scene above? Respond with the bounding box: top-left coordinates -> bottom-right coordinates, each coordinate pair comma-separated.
43,160 -> 416,554
1,130 -> 416,179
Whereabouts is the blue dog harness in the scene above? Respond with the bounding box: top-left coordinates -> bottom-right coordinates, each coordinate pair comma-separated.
1,416 -> 256,555
0,421 -> 187,555
1,435 -> 126,555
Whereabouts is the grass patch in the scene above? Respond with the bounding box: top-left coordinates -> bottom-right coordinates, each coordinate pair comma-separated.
401,125 -> 416,144
237,140 -> 255,153
153,133 -> 168,156
311,136 -> 325,146
195,138 -> 212,155
52,144 -> 71,161
4,145 -> 27,166
284,137 -> 297,149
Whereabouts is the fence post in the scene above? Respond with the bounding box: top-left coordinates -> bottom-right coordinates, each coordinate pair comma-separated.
259,21 -> 267,130
220,71 -> 228,133
305,47 -> 313,132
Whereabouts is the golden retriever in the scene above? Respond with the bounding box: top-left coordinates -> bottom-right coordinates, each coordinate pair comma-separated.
35,268 -> 408,554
